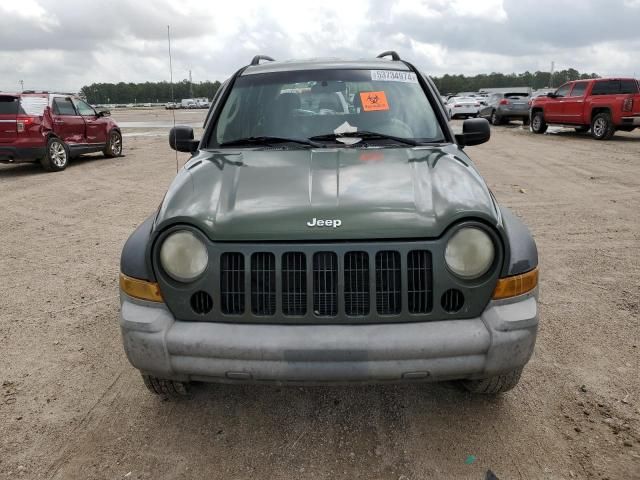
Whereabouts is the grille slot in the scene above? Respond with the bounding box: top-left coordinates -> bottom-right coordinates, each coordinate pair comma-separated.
282,252 -> 307,316
375,251 -> 401,314
220,253 -> 245,314
251,252 -> 276,315
190,291 -> 213,315
344,251 -> 370,316
313,252 -> 338,316
441,288 -> 464,313
407,250 -> 433,313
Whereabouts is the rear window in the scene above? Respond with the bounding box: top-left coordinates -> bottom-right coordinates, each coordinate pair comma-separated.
504,92 -> 529,99
0,96 -> 19,115
52,98 -> 76,115
20,96 -> 48,116
620,80 -> 639,94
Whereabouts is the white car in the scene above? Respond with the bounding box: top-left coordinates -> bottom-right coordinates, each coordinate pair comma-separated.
445,96 -> 481,119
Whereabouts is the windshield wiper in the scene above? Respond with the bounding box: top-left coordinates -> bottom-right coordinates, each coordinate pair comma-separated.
309,131 -> 421,146
219,136 -> 322,148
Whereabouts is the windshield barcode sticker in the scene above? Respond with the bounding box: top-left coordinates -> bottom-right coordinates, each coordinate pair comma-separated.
371,70 -> 418,83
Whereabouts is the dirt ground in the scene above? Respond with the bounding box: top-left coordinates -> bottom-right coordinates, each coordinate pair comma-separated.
1,109 -> 639,480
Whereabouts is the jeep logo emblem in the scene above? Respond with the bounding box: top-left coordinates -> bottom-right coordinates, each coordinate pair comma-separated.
307,218 -> 342,228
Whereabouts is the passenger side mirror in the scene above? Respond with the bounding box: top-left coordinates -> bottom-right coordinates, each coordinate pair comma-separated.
546,92 -> 557,98
455,118 -> 490,147
169,126 -> 199,153
97,109 -> 110,117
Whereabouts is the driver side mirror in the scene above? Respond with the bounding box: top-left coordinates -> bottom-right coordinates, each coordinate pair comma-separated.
169,126 -> 199,153
455,118 -> 490,147
97,109 -> 111,117
546,92 -> 557,98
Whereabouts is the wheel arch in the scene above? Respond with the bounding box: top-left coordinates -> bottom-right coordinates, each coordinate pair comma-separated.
590,106 -> 611,123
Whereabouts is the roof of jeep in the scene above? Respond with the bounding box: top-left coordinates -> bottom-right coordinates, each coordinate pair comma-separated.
241,58 -> 411,76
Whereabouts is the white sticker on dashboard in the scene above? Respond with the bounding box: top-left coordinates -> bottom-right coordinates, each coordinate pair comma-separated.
370,70 -> 418,83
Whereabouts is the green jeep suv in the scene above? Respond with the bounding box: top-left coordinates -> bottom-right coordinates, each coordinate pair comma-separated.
119,52 -> 539,398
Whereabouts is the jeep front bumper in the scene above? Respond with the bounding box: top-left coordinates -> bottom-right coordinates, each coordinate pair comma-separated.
120,291 -> 538,384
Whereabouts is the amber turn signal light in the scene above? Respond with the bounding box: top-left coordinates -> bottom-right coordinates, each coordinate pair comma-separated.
492,267 -> 538,300
119,273 -> 163,302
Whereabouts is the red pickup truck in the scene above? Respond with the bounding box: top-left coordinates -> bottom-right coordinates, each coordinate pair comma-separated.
0,92 -> 122,172
529,78 -> 640,140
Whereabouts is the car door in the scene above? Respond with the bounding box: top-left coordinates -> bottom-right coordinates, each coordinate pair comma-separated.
73,99 -> 107,145
51,97 -> 86,146
545,83 -> 572,122
563,82 -> 588,124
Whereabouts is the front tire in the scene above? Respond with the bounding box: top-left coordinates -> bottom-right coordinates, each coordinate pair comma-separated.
104,130 -> 122,157
41,137 -> 69,172
142,374 -> 190,399
460,368 -> 523,394
531,111 -> 547,134
591,113 -> 615,140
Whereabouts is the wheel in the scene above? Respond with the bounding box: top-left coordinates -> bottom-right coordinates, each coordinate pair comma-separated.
490,110 -> 502,126
142,374 -> 190,399
103,130 -> 122,157
591,113 -> 615,140
460,368 -> 523,394
574,126 -> 589,133
41,137 -> 69,172
530,111 -> 547,134
522,116 -> 530,126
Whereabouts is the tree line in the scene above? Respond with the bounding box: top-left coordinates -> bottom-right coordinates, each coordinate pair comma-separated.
79,68 -> 599,104
80,79 -> 221,105
431,68 -> 599,95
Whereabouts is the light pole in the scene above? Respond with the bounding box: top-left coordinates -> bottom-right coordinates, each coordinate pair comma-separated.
19,79 -> 24,91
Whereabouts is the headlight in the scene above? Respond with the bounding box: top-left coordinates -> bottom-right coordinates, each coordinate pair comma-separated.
159,230 -> 208,282
445,227 -> 495,279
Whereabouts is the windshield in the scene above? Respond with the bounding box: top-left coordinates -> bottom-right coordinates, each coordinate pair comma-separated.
209,69 -> 445,147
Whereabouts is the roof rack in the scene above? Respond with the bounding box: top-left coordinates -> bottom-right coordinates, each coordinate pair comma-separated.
376,51 -> 401,61
250,55 -> 275,66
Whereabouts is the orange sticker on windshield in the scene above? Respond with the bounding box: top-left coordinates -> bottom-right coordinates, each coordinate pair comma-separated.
360,91 -> 389,111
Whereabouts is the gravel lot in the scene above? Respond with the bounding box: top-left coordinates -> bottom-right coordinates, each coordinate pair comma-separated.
1,109 -> 638,480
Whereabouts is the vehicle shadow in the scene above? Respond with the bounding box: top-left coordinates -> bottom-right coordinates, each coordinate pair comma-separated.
0,154 -> 126,177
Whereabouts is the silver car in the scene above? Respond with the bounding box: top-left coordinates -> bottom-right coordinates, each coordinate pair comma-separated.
479,92 -> 531,125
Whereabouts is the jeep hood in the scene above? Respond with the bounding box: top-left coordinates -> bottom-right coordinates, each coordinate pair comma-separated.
155,146 -> 499,241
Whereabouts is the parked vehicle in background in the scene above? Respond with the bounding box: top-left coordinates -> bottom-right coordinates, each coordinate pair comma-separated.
531,88 -> 555,99
165,102 -> 178,110
180,99 -> 197,109
479,92 -> 531,125
445,96 -> 480,119
530,78 -> 640,140
194,98 -> 210,108
0,92 -> 122,172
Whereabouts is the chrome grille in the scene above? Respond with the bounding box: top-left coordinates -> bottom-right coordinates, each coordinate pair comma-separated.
282,252 -> 307,316
375,251 -> 401,315
220,252 -> 245,314
251,252 -> 276,315
313,252 -> 338,316
344,251 -> 370,316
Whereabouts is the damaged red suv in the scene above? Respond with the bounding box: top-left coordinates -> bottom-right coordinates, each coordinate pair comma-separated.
0,92 -> 122,172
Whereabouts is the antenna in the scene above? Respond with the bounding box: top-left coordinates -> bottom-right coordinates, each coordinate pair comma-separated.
168,25 -> 178,174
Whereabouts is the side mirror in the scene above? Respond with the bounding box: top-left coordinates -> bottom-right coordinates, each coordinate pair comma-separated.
455,118 -> 490,147
97,109 -> 110,117
169,126 -> 199,153
546,92 -> 557,98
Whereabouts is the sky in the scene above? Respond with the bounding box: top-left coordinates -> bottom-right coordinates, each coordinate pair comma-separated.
1,0 -> 639,92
